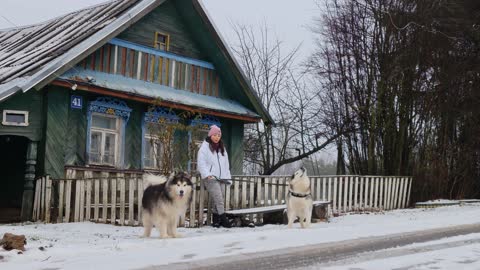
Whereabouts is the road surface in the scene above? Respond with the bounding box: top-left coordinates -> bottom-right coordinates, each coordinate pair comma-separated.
136,223 -> 480,270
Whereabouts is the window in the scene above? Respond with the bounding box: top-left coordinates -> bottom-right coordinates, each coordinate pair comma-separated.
88,113 -> 120,166
144,124 -> 173,170
144,133 -> 163,169
86,97 -> 131,168
154,32 -> 170,51
2,110 -> 29,126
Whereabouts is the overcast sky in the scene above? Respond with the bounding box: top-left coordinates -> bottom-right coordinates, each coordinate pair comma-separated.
0,0 -> 319,62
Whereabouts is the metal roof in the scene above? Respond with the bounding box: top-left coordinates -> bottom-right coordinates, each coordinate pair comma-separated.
59,69 -> 261,119
0,0 -> 134,84
0,0 -> 163,101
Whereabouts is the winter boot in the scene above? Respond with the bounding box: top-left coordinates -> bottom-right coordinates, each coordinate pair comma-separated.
212,213 -> 220,228
219,213 -> 232,228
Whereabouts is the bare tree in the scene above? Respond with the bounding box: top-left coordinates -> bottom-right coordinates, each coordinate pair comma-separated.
310,0 -> 480,200
232,23 -> 347,175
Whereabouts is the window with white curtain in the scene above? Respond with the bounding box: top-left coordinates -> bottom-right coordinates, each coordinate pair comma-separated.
88,113 -> 121,166
143,123 -> 174,170
144,133 -> 164,169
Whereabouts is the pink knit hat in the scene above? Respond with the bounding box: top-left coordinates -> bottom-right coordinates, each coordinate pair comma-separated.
208,125 -> 222,137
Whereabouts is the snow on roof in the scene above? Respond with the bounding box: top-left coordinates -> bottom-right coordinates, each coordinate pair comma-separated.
0,0 -> 168,101
0,0 -> 137,88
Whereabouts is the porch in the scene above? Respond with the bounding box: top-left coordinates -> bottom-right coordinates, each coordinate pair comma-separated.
32,167 -> 413,227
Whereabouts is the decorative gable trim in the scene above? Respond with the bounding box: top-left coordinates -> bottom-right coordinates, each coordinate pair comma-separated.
88,97 -> 132,122
144,106 -> 180,124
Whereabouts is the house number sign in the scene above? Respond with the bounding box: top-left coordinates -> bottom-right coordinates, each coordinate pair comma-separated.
71,95 -> 83,109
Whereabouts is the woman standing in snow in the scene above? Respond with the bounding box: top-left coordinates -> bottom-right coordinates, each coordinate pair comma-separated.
197,125 -> 232,228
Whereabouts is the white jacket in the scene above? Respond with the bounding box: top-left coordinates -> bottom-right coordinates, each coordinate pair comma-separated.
197,140 -> 232,184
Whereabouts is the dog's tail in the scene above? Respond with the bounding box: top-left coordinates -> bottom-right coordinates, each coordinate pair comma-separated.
143,173 -> 167,188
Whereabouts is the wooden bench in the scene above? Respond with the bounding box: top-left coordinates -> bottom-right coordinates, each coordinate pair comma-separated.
226,200 -> 332,226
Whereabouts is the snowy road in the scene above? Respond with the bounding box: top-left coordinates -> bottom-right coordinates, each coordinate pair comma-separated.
307,234 -> 480,270
156,223 -> 480,270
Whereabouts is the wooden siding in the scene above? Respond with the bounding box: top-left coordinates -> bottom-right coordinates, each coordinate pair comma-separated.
116,0 -> 205,60
44,88 -> 69,179
78,40 -> 221,98
65,92 -> 88,166
124,105 -> 142,169
228,121 -> 244,175
0,90 -> 44,141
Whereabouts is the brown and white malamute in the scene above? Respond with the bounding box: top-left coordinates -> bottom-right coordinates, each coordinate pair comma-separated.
286,167 -> 313,228
141,172 -> 193,238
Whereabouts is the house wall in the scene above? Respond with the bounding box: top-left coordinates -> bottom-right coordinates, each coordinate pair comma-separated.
227,121 -> 245,175
117,0 -> 205,60
43,87 -> 69,179
42,86 -> 244,178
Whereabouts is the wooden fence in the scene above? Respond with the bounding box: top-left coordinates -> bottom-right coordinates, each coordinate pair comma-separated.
33,171 -> 412,227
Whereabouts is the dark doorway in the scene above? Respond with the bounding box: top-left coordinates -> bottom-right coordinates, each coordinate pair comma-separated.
0,135 -> 28,223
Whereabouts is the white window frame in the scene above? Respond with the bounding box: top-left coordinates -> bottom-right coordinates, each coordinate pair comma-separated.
2,110 -> 29,126
88,112 -> 121,166
143,124 -> 175,170
143,133 -> 163,170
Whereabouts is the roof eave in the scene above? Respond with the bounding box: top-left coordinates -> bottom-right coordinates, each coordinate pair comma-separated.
52,79 -> 262,123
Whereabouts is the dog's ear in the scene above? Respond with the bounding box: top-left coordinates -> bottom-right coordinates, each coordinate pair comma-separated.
166,171 -> 176,184
188,174 -> 198,185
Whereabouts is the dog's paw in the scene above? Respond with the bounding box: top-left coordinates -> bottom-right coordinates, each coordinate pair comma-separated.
172,233 -> 183,238
159,235 -> 172,239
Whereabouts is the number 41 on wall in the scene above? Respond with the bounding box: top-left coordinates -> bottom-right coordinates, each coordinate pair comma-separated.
71,95 -> 83,109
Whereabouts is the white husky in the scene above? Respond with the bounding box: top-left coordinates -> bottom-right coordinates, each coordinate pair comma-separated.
286,167 -> 313,228
141,172 -> 193,238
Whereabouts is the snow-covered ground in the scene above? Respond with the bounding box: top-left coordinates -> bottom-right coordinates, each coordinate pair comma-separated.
1,203 -> 480,270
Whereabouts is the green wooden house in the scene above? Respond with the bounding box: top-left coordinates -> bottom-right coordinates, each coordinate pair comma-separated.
0,0 -> 272,222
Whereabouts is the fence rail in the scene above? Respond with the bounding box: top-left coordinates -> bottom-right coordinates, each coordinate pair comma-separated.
33,169 -> 412,227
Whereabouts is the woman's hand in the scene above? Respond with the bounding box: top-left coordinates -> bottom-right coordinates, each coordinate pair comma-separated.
207,175 -> 214,180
